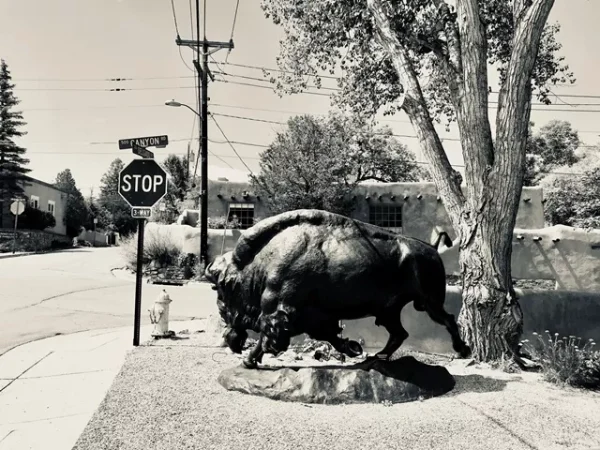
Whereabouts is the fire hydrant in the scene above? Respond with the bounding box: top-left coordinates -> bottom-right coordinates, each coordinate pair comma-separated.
149,290 -> 175,339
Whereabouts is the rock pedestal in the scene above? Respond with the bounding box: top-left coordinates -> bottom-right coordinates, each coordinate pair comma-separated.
217,356 -> 455,404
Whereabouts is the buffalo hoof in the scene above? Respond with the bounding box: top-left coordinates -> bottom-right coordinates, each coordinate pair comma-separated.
345,340 -> 363,357
458,345 -> 472,359
363,353 -> 389,364
243,358 -> 258,369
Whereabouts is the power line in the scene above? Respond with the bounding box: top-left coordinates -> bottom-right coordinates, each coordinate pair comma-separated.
209,113 -> 253,173
226,0 -> 240,63
170,0 -> 181,37
229,0 -> 240,42
213,78 -> 331,97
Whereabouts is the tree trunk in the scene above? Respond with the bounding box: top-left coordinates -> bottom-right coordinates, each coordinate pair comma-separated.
457,225 -> 524,361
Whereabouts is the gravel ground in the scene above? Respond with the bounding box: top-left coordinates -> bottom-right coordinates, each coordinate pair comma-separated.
73,320 -> 600,450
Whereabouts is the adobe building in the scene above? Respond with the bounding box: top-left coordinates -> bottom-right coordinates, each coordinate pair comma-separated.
0,176 -> 69,236
180,178 -> 545,244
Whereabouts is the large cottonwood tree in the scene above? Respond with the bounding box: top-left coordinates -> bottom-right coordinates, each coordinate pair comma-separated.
261,0 -> 573,361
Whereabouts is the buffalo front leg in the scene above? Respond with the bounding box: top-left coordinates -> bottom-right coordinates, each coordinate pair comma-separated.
243,334 -> 265,369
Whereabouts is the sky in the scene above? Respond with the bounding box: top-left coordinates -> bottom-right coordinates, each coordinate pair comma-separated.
0,0 -> 599,197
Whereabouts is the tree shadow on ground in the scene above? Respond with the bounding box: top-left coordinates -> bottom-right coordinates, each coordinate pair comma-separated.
444,373 -> 510,396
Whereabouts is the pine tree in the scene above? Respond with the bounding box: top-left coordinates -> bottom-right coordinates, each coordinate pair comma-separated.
98,158 -> 137,235
0,59 -> 30,228
55,169 -> 89,237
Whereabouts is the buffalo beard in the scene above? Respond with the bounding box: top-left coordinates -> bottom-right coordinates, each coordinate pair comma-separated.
224,327 -> 248,354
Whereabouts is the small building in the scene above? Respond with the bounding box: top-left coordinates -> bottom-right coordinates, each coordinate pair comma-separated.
0,176 -> 69,236
179,179 -> 545,244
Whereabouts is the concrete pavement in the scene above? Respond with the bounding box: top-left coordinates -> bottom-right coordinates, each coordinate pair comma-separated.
0,320 -> 207,450
0,247 -> 217,356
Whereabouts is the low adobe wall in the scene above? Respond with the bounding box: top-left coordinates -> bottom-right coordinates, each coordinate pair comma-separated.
438,225 -> 600,291
340,287 -> 600,355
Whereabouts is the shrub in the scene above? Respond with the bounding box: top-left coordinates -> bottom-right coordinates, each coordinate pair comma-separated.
177,253 -> 198,279
18,206 -> 56,230
520,331 -> 599,390
120,227 -> 182,270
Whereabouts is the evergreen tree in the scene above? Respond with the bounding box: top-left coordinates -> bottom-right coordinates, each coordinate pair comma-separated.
98,158 -> 137,235
0,60 -> 30,228
54,169 -> 89,237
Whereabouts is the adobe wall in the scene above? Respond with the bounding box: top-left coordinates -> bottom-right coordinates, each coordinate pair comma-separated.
352,182 -> 544,243
438,225 -> 600,291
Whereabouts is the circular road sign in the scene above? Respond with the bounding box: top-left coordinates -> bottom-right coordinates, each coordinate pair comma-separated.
118,159 -> 168,208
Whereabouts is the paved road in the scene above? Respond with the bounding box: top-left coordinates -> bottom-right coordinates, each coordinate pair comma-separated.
0,247 -> 218,356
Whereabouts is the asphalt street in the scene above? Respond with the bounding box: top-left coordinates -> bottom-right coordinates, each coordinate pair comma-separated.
0,247 -> 218,356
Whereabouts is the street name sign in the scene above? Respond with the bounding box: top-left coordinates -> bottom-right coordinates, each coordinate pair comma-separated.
118,135 -> 168,150
132,142 -> 155,159
132,207 -> 152,218
118,159 -> 168,208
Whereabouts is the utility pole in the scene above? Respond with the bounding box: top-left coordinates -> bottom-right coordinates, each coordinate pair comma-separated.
176,3 -> 233,269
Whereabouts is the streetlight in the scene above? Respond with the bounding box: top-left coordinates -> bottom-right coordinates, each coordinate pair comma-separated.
165,99 -> 208,269
165,99 -> 202,118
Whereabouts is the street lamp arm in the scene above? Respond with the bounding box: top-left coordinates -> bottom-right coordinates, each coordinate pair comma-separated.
181,103 -> 201,118
165,100 -> 202,119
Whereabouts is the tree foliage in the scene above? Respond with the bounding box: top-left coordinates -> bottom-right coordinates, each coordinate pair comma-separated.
524,120 -> 580,185
54,169 -> 89,237
98,158 -> 137,236
0,59 -> 30,228
542,145 -> 600,228
250,112 -> 425,215
153,155 -> 190,224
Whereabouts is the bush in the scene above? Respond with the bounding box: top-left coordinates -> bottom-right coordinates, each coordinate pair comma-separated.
520,331 -> 600,390
120,227 -> 182,270
17,206 -> 56,230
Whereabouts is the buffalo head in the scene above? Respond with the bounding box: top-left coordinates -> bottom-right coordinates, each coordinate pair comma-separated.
205,252 -> 250,354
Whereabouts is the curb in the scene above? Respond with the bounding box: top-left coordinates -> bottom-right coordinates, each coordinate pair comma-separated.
0,252 -> 36,260
110,267 -> 209,288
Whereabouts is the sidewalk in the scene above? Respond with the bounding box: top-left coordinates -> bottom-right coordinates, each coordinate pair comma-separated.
0,320 -> 204,450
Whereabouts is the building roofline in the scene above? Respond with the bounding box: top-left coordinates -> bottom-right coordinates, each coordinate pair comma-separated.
24,176 -> 70,195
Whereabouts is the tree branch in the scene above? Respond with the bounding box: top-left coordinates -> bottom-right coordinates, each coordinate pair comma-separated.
366,0 -> 465,224
454,0 -> 495,211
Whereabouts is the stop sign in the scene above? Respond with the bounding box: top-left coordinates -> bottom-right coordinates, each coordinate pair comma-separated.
118,159 -> 168,208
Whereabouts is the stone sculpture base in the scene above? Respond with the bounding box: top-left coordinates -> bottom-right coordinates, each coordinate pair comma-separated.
217,356 -> 455,404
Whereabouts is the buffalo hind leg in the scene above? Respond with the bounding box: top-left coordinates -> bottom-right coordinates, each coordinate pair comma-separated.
305,320 -> 363,358
367,312 -> 409,361
423,302 -> 471,358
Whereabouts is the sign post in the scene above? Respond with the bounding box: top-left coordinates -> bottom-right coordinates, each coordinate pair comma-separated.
10,199 -> 25,254
118,158 -> 168,346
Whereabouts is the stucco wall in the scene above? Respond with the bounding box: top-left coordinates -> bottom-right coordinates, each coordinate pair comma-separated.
341,287 -> 600,355
23,180 -> 68,236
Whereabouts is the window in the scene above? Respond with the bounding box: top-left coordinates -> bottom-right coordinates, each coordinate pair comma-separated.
47,200 -> 55,216
228,203 -> 255,229
30,195 -> 40,209
369,205 -> 403,233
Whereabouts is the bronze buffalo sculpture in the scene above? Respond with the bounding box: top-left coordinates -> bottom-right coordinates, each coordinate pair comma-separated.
205,209 -> 471,369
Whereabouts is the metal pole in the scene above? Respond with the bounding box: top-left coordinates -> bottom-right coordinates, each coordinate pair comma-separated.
199,16 -> 209,269
133,219 -> 145,346
12,201 -> 20,254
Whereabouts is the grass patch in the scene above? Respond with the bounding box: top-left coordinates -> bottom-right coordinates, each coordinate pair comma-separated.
120,227 -> 182,270
521,331 -> 600,390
